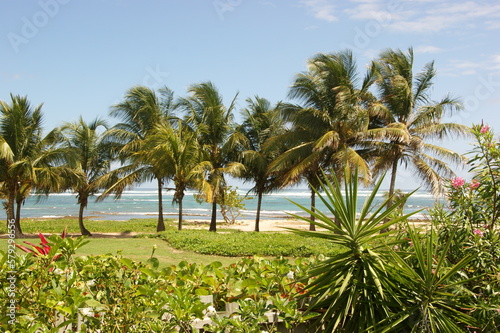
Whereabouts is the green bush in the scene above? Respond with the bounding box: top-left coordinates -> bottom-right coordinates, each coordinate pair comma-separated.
0,234 -> 319,332
153,229 -> 343,257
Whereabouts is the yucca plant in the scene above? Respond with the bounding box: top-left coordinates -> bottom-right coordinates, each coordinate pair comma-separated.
380,226 -> 478,333
287,167 -> 420,332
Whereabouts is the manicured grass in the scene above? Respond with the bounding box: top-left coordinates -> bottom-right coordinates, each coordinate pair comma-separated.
76,238 -> 242,267
0,217 -> 340,267
0,217 -> 163,234
0,237 -> 242,268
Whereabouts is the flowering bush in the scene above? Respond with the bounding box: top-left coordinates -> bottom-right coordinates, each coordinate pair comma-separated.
433,124 -> 500,331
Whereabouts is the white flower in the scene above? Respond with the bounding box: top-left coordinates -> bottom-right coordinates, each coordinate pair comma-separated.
80,308 -> 93,316
86,279 -> 96,287
205,305 -> 217,317
53,268 -> 64,275
286,271 -> 295,280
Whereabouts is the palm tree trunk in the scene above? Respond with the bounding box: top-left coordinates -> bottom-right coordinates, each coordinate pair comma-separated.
15,198 -> 23,235
388,159 -> 399,207
78,201 -> 92,236
209,200 -> 217,232
255,191 -> 263,232
381,159 -> 399,233
157,178 -> 165,232
309,189 -> 316,231
6,183 -> 23,237
178,197 -> 183,231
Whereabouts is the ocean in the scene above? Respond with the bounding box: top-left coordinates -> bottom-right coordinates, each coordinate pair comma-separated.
0,187 -> 443,221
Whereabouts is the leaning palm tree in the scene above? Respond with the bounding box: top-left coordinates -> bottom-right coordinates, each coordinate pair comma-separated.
106,86 -> 178,232
144,121 -> 205,230
59,117 -> 114,236
0,94 -> 75,236
269,50 -> 381,230
371,48 -> 469,197
181,81 -> 246,232
239,96 -> 287,232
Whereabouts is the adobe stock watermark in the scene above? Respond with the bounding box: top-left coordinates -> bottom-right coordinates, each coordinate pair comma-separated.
6,219 -> 18,326
7,0 -> 71,54
340,1 -> 405,52
142,65 -> 170,90
213,0 -> 242,21
454,73 -> 500,123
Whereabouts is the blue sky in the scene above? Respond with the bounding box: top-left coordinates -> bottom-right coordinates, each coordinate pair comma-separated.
1,0 -> 500,189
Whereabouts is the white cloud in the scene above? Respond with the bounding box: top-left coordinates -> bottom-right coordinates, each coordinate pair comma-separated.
441,57 -> 500,77
300,0 -> 337,22
1,72 -> 24,81
345,0 -> 500,33
304,25 -> 320,31
415,45 -> 443,54
490,54 -> 500,70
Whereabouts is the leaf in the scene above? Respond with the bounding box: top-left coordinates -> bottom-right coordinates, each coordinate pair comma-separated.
119,257 -> 135,269
140,267 -> 158,278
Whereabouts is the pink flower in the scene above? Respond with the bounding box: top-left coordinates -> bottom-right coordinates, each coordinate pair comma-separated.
480,125 -> 490,133
469,179 -> 480,190
451,177 -> 465,189
473,229 -> 484,237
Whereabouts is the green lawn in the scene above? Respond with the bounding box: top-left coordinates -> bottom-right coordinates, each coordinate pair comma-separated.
0,237 -> 242,268
0,217 -> 162,235
1,217 -> 337,267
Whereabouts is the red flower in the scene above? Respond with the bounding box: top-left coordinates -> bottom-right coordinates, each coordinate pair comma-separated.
451,177 -> 465,189
469,179 -> 480,189
16,228 -> 67,260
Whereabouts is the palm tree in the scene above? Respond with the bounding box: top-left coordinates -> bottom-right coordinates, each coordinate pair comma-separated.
59,117 -> 114,236
371,48 -> 469,198
269,50 -> 380,230
0,94 -> 74,236
181,81 -> 246,232
144,121 -> 204,230
239,96 -> 287,231
106,86 -> 178,232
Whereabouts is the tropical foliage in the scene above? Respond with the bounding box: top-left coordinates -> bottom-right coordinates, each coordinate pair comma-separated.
0,94 -> 76,236
181,81 -> 246,232
105,85 -> 178,232
59,117 -> 115,236
370,48 -> 469,198
1,236 -> 317,332
239,96 -> 287,231
269,50 -> 379,230
2,48 -> 471,235
143,120 -> 203,230
3,154 -> 499,331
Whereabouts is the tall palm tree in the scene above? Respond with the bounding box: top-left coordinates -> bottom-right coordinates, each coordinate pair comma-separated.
239,96 -> 287,232
106,86 -> 178,232
371,48 -> 469,197
59,117 -> 113,236
269,50 -> 381,230
0,94 -> 74,236
181,81 -> 246,232
144,121 -> 204,230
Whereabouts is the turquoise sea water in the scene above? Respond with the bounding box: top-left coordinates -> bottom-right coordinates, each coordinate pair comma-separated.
1,187 -> 443,221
